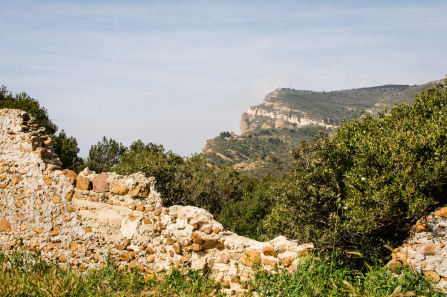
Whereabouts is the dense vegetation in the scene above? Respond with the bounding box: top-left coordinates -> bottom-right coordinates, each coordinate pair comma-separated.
203,126 -> 329,178
261,84 -> 447,260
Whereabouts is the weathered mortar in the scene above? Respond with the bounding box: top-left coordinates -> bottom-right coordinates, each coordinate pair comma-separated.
0,109 -> 313,293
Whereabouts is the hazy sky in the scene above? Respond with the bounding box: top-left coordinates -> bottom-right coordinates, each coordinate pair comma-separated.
1,0 -> 446,157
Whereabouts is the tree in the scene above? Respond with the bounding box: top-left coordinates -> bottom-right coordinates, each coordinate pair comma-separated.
85,136 -> 127,173
261,83 -> 447,261
114,140 -> 256,221
114,140 -> 186,204
52,130 -> 84,172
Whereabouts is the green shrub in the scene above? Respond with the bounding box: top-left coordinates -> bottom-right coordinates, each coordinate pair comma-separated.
114,140 -> 255,219
218,178 -> 274,240
262,83 -> 447,260
52,130 -> 84,171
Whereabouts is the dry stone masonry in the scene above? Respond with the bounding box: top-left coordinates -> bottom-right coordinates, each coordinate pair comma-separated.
0,109 -> 313,293
387,207 -> 447,291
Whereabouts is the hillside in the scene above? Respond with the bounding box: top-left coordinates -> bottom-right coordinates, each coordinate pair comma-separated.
203,80 -> 442,177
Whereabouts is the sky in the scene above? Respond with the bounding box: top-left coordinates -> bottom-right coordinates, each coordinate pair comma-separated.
1,0 -> 446,157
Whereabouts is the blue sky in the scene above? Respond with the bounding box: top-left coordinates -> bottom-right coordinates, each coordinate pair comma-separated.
1,0 -> 446,156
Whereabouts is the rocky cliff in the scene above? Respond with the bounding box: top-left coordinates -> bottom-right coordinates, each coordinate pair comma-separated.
0,109 -> 313,294
240,82 -> 439,134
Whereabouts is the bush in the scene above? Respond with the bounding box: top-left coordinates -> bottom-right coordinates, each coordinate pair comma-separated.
114,140 -> 256,220
262,83 -> 447,261
249,254 -> 444,296
218,178 -> 274,240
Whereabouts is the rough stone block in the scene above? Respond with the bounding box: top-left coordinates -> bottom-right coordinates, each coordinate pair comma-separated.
93,172 -> 109,193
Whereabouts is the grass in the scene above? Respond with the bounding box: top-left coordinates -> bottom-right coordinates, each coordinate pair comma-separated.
0,249 -> 224,297
248,255 -> 445,297
0,249 -> 444,296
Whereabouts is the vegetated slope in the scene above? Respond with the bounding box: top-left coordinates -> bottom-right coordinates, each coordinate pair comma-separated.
203,80 -> 441,178
203,126 -> 329,178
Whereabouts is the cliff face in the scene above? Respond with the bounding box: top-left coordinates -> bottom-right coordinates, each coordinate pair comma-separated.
239,83 -> 439,135
0,108 -> 313,293
205,80 -> 443,178
240,105 -> 337,134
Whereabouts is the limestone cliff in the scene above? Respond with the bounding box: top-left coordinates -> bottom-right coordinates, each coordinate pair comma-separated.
0,109 -> 313,293
240,83 -> 439,135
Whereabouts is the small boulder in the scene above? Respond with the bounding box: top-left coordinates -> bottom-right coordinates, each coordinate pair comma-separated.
76,174 -> 91,190
93,173 -> 109,193
421,244 -> 437,256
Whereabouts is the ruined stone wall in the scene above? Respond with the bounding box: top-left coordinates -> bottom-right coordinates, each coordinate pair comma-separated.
0,109 -> 313,293
387,208 -> 447,290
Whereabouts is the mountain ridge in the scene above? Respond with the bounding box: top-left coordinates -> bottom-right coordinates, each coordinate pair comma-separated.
203,79 -> 443,178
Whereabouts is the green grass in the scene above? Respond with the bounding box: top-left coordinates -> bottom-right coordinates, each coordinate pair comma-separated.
0,249 -> 223,297
248,255 -> 445,297
1,249 -> 444,296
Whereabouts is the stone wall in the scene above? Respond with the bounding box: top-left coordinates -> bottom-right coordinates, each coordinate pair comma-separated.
387,207 -> 447,290
0,109 -> 313,293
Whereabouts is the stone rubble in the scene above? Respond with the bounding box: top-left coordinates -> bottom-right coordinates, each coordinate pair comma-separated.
387,207 -> 447,291
0,109 -> 313,294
